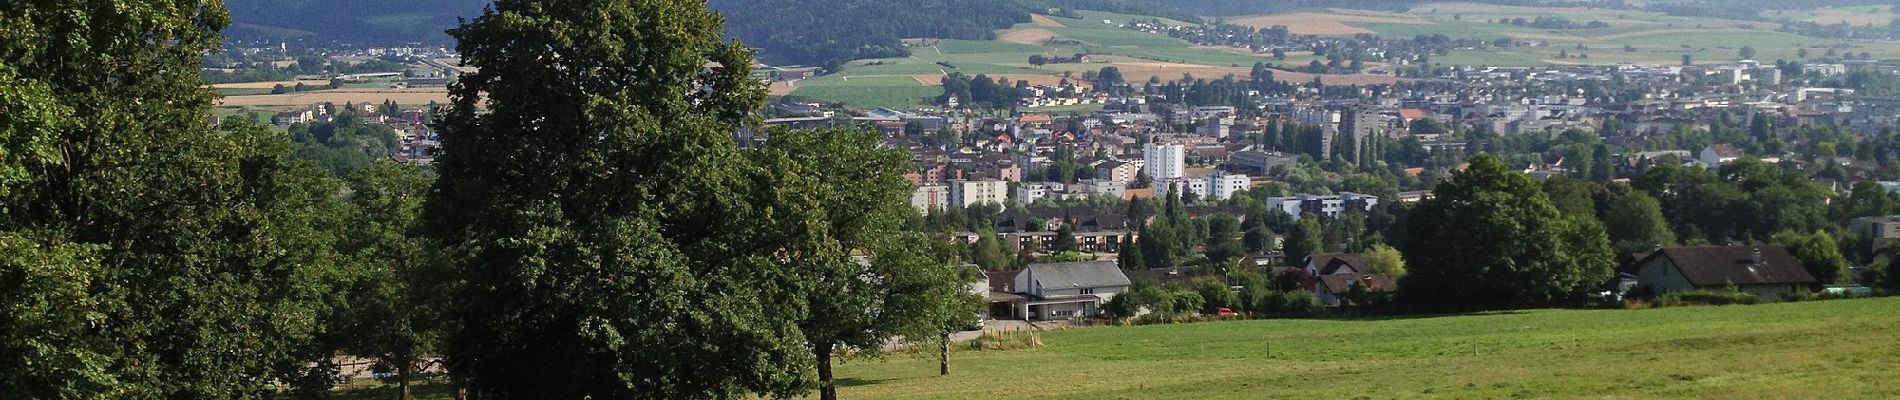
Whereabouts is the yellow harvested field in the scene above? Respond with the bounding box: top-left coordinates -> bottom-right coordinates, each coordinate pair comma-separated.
1229,11 -> 1429,35
998,28 -> 1057,45
1029,14 -> 1067,28
213,80 -> 333,89
218,89 -> 450,107
1804,7 -> 1895,25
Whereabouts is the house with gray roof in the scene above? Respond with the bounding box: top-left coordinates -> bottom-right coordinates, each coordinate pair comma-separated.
1000,261 -> 1131,321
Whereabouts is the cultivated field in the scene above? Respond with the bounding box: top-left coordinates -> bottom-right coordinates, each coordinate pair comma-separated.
830,297 -> 1900,399
1764,5 -> 1897,26
218,88 -> 450,107
790,11 -> 1391,109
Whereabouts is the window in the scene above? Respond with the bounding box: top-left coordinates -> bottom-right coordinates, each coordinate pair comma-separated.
1079,288 -> 1095,295
1052,309 -> 1076,318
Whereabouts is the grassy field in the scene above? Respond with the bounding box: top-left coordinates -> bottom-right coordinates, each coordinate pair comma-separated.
331,297 -> 1900,399
1344,2 -> 1900,67
831,297 -> 1900,399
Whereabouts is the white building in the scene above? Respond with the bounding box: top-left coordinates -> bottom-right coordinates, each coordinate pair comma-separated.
1205,172 -> 1251,201
1156,177 -> 1209,200
1142,142 -> 1185,180
1014,182 -> 1063,205
950,179 -> 1008,209
911,185 -> 949,212
1267,192 -> 1379,220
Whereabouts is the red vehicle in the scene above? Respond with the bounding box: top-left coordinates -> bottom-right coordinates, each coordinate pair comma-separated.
1215,307 -> 1237,317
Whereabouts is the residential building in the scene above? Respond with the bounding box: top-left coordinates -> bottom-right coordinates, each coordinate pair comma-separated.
1300,254 -> 1396,307
1143,142 -> 1185,180
996,261 -> 1131,321
1626,245 -> 1817,301
1851,215 -> 1900,248
1699,144 -> 1740,166
949,179 -> 1007,209
1155,177 -> 1209,200
1094,160 -> 1140,183
1267,192 -> 1380,220
984,161 -> 1023,182
911,185 -> 949,212
1014,182 -> 1060,205
1205,171 -> 1250,201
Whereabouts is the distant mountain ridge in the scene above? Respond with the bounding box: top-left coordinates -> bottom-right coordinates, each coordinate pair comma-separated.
225,0 -> 488,46
225,0 -> 1184,61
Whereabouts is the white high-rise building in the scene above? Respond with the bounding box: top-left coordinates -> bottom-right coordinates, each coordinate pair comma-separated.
1205,171 -> 1250,201
949,179 -> 1008,208
1142,142 -> 1185,180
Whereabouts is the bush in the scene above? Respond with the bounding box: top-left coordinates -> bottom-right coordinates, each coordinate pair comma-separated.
1260,290 -> 1325,317
963,331 -> 1042,351
1169,291 -> 1205,314
1656,289 -> 1759,307
1104,283 -> 1169,319
1193,279 -> 1239,314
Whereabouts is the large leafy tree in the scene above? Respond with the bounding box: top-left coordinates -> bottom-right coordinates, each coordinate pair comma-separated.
426,0 -> 969,398
1397,154 -> 1615,309
3,0 -> 354,397
332,163 -> 442,400
1774,230 -> 1850,286
1602,191 -> 1676,254
423,0 -> 810,397
746,126 -> 977,400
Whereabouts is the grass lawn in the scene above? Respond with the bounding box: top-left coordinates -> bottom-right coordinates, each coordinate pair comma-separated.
788,75 -> 940,110
832,297 -> 1900,399
328,297 -> 1900,399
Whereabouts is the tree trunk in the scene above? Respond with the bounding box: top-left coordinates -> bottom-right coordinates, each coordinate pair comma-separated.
398,364 -> 413,400
817,344 -> 838,400
938,331 -> 950,376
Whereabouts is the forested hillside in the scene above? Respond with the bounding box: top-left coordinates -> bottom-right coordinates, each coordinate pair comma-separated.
225,0 -> 487,45
709,0 -> 1028,67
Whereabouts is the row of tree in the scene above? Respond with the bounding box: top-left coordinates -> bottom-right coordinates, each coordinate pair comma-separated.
5,2 -> 982,400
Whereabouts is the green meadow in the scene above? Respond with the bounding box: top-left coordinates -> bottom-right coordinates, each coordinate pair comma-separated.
829,297 -> 1900,399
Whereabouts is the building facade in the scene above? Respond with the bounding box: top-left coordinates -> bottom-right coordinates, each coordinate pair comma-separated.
1142,142 -> 1185,180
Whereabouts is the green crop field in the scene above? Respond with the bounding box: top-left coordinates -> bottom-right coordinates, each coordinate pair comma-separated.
829,298 -> 1900,399
788,75 -> 941,110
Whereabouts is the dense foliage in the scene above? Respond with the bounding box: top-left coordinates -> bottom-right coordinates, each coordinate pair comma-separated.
425,0 -> 973,398
1,0 -> 354,397
713,0 -> 1027,67
1397,154 -> 1616,309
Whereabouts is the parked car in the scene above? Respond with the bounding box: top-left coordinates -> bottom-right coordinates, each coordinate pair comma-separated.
1215,307 -> 1237,317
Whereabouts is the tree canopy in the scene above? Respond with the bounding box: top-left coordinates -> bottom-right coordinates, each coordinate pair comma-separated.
1397,154 -> 1615,309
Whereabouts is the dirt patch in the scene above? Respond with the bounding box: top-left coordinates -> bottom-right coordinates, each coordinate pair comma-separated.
1229,11 -> 1429,35
212,80 -> 335,89
218,89 -> 451,107
1030,14 -> 1068,28
999,28 -> 1058,45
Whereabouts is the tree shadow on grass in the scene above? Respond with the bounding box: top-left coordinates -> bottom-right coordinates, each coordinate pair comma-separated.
834,377 -> 892,388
